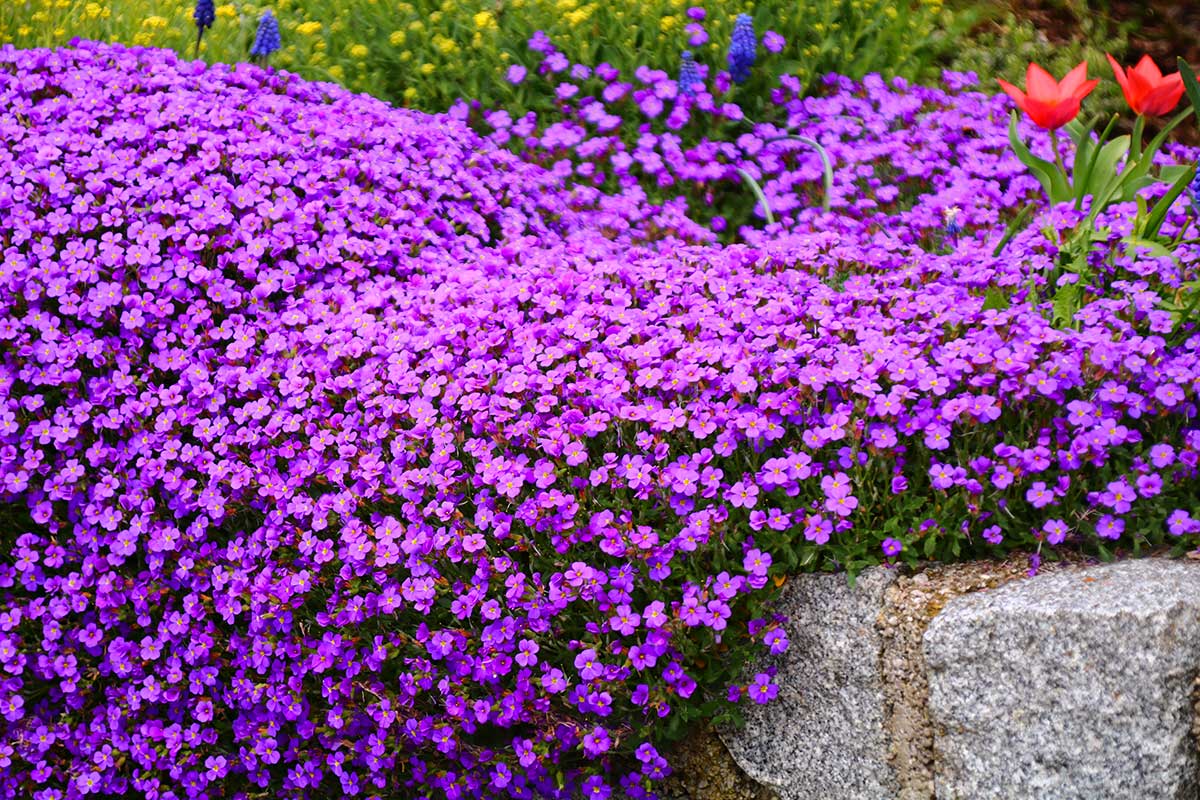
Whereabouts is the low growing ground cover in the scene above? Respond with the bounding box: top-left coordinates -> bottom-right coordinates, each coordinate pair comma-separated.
0,35 -> 1198,800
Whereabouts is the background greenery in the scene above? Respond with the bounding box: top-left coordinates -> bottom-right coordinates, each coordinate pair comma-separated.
0,0 -> 1096,111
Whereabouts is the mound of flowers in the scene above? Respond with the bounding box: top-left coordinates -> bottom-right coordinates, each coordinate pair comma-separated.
0,40 -> 1198,800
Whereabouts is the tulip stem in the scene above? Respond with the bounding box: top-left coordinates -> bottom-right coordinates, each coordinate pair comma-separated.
1049,128 -> 1069,190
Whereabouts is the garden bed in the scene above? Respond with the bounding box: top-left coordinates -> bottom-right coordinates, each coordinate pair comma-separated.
0,21 -> 1198,800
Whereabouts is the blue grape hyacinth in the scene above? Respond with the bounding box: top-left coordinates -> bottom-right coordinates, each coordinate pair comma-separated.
193,0 -> 215,56
1189,167 -> 1200,215
727,13 -> 756,85
679,51 -> 700,97
250,10 -> 282,60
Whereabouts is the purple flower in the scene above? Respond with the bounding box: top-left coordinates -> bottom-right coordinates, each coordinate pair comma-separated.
726,13 -> 756,84
747,673 -> 778,704
881,538 -> 903,558
1096,515 -> 1125,540
1042,519 -> 1068,545
762,30 -> 785,53
507,64 -> 528,84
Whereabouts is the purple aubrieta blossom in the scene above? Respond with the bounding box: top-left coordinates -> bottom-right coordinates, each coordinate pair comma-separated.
687,6 -> 706,20
1042,519 -> 1068,545
747,673 -> 778,704
249,9 -> 281,59
685,23 -> 709,48
507,64 -> 527,84
2,40 -> 1200,800
881,538 -> 903,558
1096,515 -> 1125,540
1188,169 -> 1200,214
727,13 -> 756,84
1167,510 -> 1199,536
762,30 -> 785,53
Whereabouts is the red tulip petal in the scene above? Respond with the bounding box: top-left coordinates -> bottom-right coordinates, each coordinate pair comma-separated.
1058,62 -> 1091,97
1139,77 -> 1185,116
1106,53 -> 1135,106
1071,77 -> 1100,103
1026,63 -> 1059,103
996,78 -> 1030,113
1022,96 -> 1078,130
1132,54 -> 1163,82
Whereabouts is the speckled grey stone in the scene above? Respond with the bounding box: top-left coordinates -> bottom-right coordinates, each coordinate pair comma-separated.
923,558 -> 1200,800
719,568 -> 900,800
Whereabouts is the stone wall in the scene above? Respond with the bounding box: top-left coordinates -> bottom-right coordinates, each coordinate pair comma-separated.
672,557 -> 1200,800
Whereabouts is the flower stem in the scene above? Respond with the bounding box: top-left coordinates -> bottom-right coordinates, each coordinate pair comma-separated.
1049,128 -> 1069,190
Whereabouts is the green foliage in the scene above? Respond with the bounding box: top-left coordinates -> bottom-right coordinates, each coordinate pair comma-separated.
2,0 -> 969,117
946,2 -> 1134,124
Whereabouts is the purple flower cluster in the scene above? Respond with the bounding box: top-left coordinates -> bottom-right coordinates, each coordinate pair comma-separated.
0,38 -> 1198,800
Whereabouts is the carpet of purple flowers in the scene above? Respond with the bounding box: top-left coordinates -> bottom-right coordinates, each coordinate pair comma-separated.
0,37 -> 1198,800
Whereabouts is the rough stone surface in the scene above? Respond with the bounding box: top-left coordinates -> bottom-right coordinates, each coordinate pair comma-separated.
660,725 -> 780,800
719,568 -> 899,800
924,558 -> 1200,800
876,556 -> 1083,800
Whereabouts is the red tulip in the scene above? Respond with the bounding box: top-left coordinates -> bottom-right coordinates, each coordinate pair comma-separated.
1106,54 -> 1185,117
997,62 -> 1099,130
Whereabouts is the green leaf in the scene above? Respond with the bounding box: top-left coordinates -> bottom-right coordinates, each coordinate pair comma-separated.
735,168 -> 775,226
981,286 -> 1011,312
1052,281 -> 1080,327
1120,107 -> 1193,190
1083,134 -> 1130,206
1122,236 -> 1177,261
991,204 -> 1035,257
1008,111 -> 1070,203
1071,115 -> 1119,207
1178,58 -> 1200,128
1143,162 -> 1197,240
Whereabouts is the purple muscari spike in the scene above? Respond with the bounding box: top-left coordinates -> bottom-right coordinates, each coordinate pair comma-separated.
250,10 -> 281,60
678,51 -> 701,97
727,13 -> 756,85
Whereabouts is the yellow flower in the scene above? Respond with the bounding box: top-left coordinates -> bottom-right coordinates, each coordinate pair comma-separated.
349,44 -> 369,58
408,20 -> 424,32
296,21 -> 322,35
84,3 -> 102,18
132,32 -> 153,45
399,49 -> 412,61
389,30 -> 406,46
216,4 -> 236,19
403,87 -> 417,101
659,14 -> 677,32
420,62 -> 435,75
473,10 -> 496,30
329,65 -> 344,79
432,34 -> 458,55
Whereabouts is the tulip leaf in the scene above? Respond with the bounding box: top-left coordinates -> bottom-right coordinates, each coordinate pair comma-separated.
735,168 -> 775,225
1142,162 -> 1196,240
1120,108 -> 1193,190
770,135 -> 834,212
1085,135 -> 1131,208
991,204 -> 1034,256
1072,115 -> 1118,208
1007,111 -> 1070,203
1179,58 -> 1200,127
